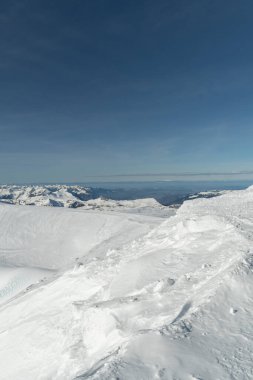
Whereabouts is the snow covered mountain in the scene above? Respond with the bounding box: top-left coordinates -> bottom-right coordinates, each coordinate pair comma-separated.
78,197 -> 175,217
0,185 -> 94,207
0,186 -> 253,379
0,185 -> 173,217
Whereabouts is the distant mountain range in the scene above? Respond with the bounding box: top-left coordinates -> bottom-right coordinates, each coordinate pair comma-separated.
0,185 -> 176,218
0,185 -> 95,208
0,184 -> 228,211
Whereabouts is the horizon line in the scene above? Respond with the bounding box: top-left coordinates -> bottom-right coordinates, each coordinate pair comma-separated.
79,170 -> 253,178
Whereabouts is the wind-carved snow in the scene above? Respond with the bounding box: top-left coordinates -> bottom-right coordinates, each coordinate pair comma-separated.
0,266 -> 52,305
0,187 -> 253,379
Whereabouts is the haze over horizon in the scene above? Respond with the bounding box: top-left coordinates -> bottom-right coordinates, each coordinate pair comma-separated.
0,0 -> 253,183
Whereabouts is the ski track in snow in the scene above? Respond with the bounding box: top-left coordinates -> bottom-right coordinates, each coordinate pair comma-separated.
0,187 -> 252,379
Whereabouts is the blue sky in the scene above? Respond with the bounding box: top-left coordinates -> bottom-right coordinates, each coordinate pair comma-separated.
0,0 -> 253,183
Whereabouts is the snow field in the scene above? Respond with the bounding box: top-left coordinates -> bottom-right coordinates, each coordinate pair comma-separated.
0,187 -> 252,379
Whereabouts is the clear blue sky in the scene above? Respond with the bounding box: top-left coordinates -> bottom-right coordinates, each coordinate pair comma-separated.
0,0 -> 253,183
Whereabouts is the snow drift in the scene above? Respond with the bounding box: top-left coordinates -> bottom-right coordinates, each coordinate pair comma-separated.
0,186 -> 253,379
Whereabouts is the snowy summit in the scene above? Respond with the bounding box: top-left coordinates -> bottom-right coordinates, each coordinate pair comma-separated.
0,186 -> 252,379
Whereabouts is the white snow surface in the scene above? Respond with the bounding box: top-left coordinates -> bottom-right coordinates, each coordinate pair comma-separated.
80,197 -> 174,217
0,187 -> 253,379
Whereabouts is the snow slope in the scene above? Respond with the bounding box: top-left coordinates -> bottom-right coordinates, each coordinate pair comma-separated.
0,203 -> 159,307
0,203 -> 159,269
0,187 -> 253,379
80,197 -> 174,218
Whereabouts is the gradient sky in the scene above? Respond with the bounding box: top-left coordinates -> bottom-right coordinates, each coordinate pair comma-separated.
0,0 -> 253,183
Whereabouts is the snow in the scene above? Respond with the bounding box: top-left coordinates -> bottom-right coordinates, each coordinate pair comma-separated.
0,185 -> 93,207
0,186 -> 253,379
80,197 -> 174,217
188,189 -> 230,199
0,266 -> 52,305
0,203 -> 159,269
0,185 -> 174,217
